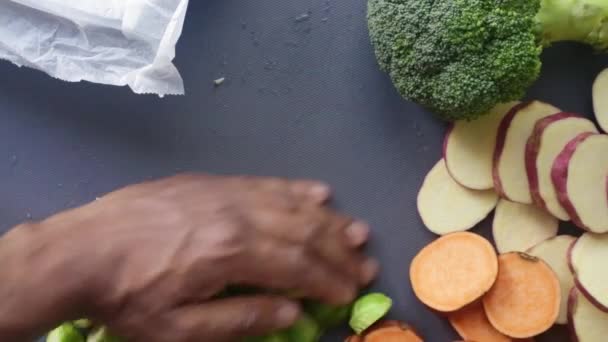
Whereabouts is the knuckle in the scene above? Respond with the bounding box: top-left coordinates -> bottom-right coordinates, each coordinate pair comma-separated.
285,246 -> 308,267
215,218 -> 247,249
206,207 -> 251,260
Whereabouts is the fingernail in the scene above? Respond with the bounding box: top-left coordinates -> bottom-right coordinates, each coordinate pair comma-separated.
346,222 -> 370,246
276,302 -> 300,326
361,258 -> 379,284
309,183 -> 330,200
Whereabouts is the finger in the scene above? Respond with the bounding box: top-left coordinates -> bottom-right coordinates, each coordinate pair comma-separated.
245,177 -> 331,206
344,221 -> 370,248
174,296 -> 300,341
320,218 -> 378,285
233,238 -> 358,305
253,206 -> 369,284
288,180 -> 332,204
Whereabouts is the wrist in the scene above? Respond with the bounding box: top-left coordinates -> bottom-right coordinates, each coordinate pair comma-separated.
0,221 -> 93,339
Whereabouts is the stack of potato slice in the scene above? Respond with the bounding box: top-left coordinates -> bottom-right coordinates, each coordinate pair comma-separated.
413,69 -> 608,342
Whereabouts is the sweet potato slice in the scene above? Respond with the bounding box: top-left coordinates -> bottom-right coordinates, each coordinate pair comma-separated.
568,287 -> 608,342
444,102 -> 519,190
527,235 -> 576,324
569,233 -> 608,312
410,232 -> 498,312
492,199 -> 558,253
525,113 -> 597,220
593,68 -> 608,133
482,253 -> 560,338
417,159 -> 498,235
449,301 -> 511,342
345,321 -> 423,342
552,133 -> 608,233
493,101 -> 560,203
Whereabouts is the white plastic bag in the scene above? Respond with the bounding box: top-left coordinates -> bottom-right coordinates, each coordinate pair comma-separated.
0,0 -> 189,96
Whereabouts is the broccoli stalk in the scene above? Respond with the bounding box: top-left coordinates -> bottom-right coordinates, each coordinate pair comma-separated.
367,0 -> 608,121
537,0 -> 608,48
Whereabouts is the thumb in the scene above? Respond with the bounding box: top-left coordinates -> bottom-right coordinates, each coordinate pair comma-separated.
173,295 -> 301,341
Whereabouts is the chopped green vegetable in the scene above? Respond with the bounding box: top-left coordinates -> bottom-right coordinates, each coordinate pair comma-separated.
349,292 -> 392,335
86,327 -> 124,342
304,301 -> 351,329
367,0 -> 608,121
73,319 -> 92,329
285,314 -> 321,342
47,323 -> 84,342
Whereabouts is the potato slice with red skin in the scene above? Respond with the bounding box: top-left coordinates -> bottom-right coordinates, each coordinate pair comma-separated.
527,235 -> 577,324
444,102 -> 519,190
568,287 -> 608,342
492,199 -> 558,254
417,159 -> 498,235
410,232 -> 498,312
525,113 -> 598,220
552,133 -> 608,232
493,101 -> 560,203
482,253 -> 560,338
569,233 -> 608,312
592,68 -> 608,133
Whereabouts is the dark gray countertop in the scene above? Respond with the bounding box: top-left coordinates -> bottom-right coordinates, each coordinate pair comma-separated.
2,0 -> 606,341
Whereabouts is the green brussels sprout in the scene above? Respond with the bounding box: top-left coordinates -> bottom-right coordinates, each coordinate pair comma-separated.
86,327 -> 124,342
286,314 -> 321,342
73,319 -> 92,329
47,323 -> 84,342
348,293 -> 392,335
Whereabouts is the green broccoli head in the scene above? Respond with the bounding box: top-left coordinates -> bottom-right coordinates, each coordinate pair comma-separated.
368,0 -> 542,121
368,0 -> 608,121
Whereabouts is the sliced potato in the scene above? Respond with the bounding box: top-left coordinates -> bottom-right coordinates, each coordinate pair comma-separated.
569,233 -> 608,312
448,301 -> 511,342
410,232 -> 498,312
493,101 -> 560,203
552,133 -> 608,233
568,287 -> 608,342
492,199 -> 558,254
527,235 -> 577,324
482,253 -> 560,338
417,159 -> 498,235
525,113 -> 597,220
592,68 -> 608,133
444,102 -> 519,190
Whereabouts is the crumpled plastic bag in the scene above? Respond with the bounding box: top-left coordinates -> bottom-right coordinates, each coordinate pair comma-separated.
0,0 -> 189,96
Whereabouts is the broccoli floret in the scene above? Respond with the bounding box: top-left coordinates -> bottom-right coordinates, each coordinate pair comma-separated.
368,0 -> 608,121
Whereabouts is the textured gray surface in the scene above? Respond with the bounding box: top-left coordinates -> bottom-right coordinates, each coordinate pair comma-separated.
2,0 -> 607,341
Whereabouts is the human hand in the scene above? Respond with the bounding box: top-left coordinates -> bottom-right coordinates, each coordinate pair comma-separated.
35,174 -> 377,341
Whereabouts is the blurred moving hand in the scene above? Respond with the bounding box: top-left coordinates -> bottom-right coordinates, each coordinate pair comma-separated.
0,174 -> 377,342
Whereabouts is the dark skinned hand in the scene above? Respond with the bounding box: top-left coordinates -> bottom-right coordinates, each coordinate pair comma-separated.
0,174 -> 377,342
